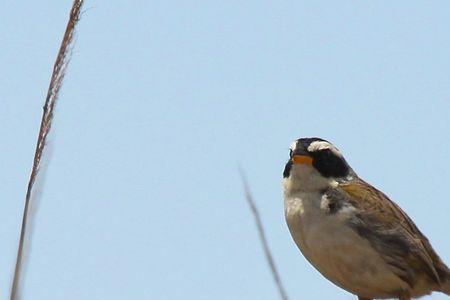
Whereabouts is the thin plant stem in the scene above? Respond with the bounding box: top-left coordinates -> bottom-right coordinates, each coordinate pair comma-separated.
240,168 -> 289,300
10,1 -> 84,299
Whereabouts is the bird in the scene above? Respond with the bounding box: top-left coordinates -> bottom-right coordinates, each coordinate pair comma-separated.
283,137 -> 450,300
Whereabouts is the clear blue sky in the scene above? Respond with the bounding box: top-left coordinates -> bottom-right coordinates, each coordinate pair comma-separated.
1,1 -> 450,299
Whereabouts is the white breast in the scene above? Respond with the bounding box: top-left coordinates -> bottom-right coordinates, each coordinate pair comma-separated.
284,192 -> 408,298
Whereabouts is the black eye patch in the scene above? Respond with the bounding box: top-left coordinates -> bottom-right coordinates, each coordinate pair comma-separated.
283,160 -> 293,178
311,149 -> 349,178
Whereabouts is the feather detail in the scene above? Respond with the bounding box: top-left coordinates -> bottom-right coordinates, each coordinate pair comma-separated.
339,179 -> 449,291
438,267 -> 450,295
441,279 -> 450,295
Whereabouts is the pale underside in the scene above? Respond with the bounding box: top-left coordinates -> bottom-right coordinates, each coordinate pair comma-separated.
284,191 -> 431,299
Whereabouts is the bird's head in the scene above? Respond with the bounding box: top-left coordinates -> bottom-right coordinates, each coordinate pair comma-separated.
283,138 -> 354,193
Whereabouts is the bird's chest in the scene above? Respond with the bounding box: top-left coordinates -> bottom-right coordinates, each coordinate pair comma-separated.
284,192 -> 400,297
285,192 -> 363,279
284,192 -> 353,255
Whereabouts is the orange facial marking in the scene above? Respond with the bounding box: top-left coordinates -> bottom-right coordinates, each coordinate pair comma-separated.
292,155 -> 313,165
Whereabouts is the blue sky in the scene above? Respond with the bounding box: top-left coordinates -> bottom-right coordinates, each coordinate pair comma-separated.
1,1 -> 450,299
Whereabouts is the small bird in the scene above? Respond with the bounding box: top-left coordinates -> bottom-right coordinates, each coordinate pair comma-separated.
283,137 -> 450,300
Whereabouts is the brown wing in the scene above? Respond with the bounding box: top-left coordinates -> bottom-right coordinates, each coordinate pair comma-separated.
339,179 -> 449,288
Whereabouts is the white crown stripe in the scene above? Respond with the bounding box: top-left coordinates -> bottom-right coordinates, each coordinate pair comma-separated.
290,140 -> 298,151
307,141 -> 342,157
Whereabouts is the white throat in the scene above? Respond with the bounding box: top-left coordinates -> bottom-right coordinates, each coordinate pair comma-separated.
283,164 -> 337,195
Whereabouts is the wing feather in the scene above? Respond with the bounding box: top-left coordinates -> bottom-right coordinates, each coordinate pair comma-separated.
339,179 -> 448,288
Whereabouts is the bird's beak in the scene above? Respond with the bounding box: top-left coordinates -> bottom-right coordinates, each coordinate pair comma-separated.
292,155 -> 313,165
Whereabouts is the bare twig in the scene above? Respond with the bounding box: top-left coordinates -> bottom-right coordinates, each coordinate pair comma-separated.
239,168 -> 289,300
10,1 -> 84,299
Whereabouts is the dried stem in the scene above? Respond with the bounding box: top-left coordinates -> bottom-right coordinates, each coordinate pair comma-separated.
10,1 -> 84,299
240,169 -> 289,300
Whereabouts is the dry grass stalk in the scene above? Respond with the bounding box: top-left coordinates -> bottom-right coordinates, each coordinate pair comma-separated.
10,1 -> 84,299
240,169 -> 289,300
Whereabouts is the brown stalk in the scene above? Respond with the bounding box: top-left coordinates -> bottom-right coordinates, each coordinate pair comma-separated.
10,1 -> 84,299
240,169 -> 289,300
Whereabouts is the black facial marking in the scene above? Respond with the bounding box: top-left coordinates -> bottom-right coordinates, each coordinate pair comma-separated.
311,149 -> 349,178
297,137 -> 327,150
285,137 -> 351,179
283,160 -> 292,178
